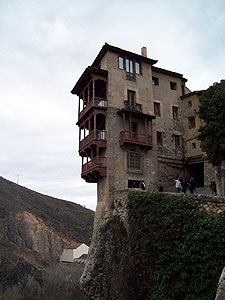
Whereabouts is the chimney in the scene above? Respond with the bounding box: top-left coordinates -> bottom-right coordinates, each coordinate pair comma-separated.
141,46 -> 147,57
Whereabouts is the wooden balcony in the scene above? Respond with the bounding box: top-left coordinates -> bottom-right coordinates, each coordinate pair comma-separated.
81,157 -> 107,182
79,130 -> 106,153
79,97 -> 107,120
119,131 -> 153,149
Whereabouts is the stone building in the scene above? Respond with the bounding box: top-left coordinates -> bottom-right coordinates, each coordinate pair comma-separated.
71,43 -> 214,221
181,91 -> 215,187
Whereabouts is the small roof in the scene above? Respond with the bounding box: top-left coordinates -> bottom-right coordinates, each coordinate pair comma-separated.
67,242 -> 82,249
181,90 -> 203,100
152,66 -> 187,82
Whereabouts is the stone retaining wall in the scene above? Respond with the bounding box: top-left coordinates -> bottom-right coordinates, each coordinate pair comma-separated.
112,190 -> 225,225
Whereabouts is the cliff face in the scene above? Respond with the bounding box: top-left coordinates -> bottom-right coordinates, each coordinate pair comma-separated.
80,191 -> 225,300
0,176 -> 94,269
0,210 -> 71,265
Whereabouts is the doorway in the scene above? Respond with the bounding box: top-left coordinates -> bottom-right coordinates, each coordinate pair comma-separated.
185,162 -> 204,187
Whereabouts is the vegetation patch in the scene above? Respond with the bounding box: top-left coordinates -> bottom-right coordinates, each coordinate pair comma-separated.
127,191 -> 225,300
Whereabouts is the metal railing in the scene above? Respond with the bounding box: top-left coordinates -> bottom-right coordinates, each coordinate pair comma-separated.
126,72 -> 136,81
123,100 -> 142,112
79,130 -> 106,151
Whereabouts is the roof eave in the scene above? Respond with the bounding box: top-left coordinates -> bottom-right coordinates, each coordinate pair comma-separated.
92,43 -> 158,68
71,67 -> 108,96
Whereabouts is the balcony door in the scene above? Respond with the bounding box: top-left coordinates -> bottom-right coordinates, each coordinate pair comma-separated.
128,90 -> 136,107
129,121 -> 138,140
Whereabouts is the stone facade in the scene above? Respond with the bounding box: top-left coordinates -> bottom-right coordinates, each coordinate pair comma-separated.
181,91 -> 215,187
71,43 -> 216,226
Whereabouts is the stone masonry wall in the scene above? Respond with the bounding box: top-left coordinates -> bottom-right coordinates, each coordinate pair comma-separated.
112,190 -> 225,223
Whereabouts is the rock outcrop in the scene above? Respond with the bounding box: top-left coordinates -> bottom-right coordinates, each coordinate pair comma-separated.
215,267 -> 225,300
80,191 -> 225,300
0,176 -> 94,269
0,210 -> 72,264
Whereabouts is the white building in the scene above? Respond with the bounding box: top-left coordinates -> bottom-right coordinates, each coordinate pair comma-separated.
60,242 -> 89,263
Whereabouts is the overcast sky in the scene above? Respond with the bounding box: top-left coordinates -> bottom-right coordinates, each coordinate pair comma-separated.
1,0 -> 225,211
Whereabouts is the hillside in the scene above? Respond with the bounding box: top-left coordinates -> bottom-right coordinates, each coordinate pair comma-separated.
0,176 -> 94,269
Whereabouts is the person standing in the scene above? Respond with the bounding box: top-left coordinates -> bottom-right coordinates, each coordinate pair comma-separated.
141,181 -> 146,190
188,177 -> 195,194
158,180 -> 163,192
174,178 -> 182,193
182,178 -> 188,193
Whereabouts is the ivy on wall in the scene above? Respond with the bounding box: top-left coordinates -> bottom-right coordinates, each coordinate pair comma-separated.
127,192 -> 225,300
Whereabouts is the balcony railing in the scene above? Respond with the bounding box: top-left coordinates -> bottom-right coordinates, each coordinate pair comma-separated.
124,100 -> 142,112
82,156 -> 107,175
79,130 -> 106,152
79,97 -> 107,119
120,130 -> 152,148
126,72 -> 136,82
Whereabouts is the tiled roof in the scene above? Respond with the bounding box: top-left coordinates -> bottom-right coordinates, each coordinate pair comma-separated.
71,66 -> 108,95
67,242 -> 82,249
152,66 -> 187,82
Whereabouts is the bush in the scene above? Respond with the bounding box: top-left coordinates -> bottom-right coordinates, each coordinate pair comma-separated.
127,191 -> 225,300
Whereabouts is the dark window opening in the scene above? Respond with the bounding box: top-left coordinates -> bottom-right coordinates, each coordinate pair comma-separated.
188,100 -> 192,107
174,135 -> 180,148
192,142 -> 196,149
152,76 -> 159,86
154,102 -> 161,117
170,81 -> 177,90
95,80 -> 107,99
182,84 -> 185,96
188,116 -> 196,129
128,180 -> 142,188
128,90 -> 136,106
156,131 -> 163,146
172,106 -> 178,120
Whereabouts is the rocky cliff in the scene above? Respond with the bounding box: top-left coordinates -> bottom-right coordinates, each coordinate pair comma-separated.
80,191 -> 225,300
0,176 -> 94,270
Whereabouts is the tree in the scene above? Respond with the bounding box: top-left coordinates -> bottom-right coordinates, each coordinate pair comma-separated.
198,80 -> 225,196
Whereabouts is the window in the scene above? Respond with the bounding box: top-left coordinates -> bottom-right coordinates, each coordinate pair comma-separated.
170,81 -> 177,90
172,106 -> 178,120
126,58 -> 134,73
174,135 -> 180,148
152,76 -> 159,86
128,180 -> 142,188
156,131 -> 163,146
154,102 -> 161,117
192,142 -> 196,149
119,56 -> 124,69
118,56 -> 141,75
127,151 -> 144,173
188,100 -> 192,107
188,116 -> 195,129
135,62 -> 141,74
128,90 -> 136,106
181,84 -> 185,96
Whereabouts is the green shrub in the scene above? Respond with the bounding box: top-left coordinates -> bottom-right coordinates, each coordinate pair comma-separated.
127,191 -> 225,300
